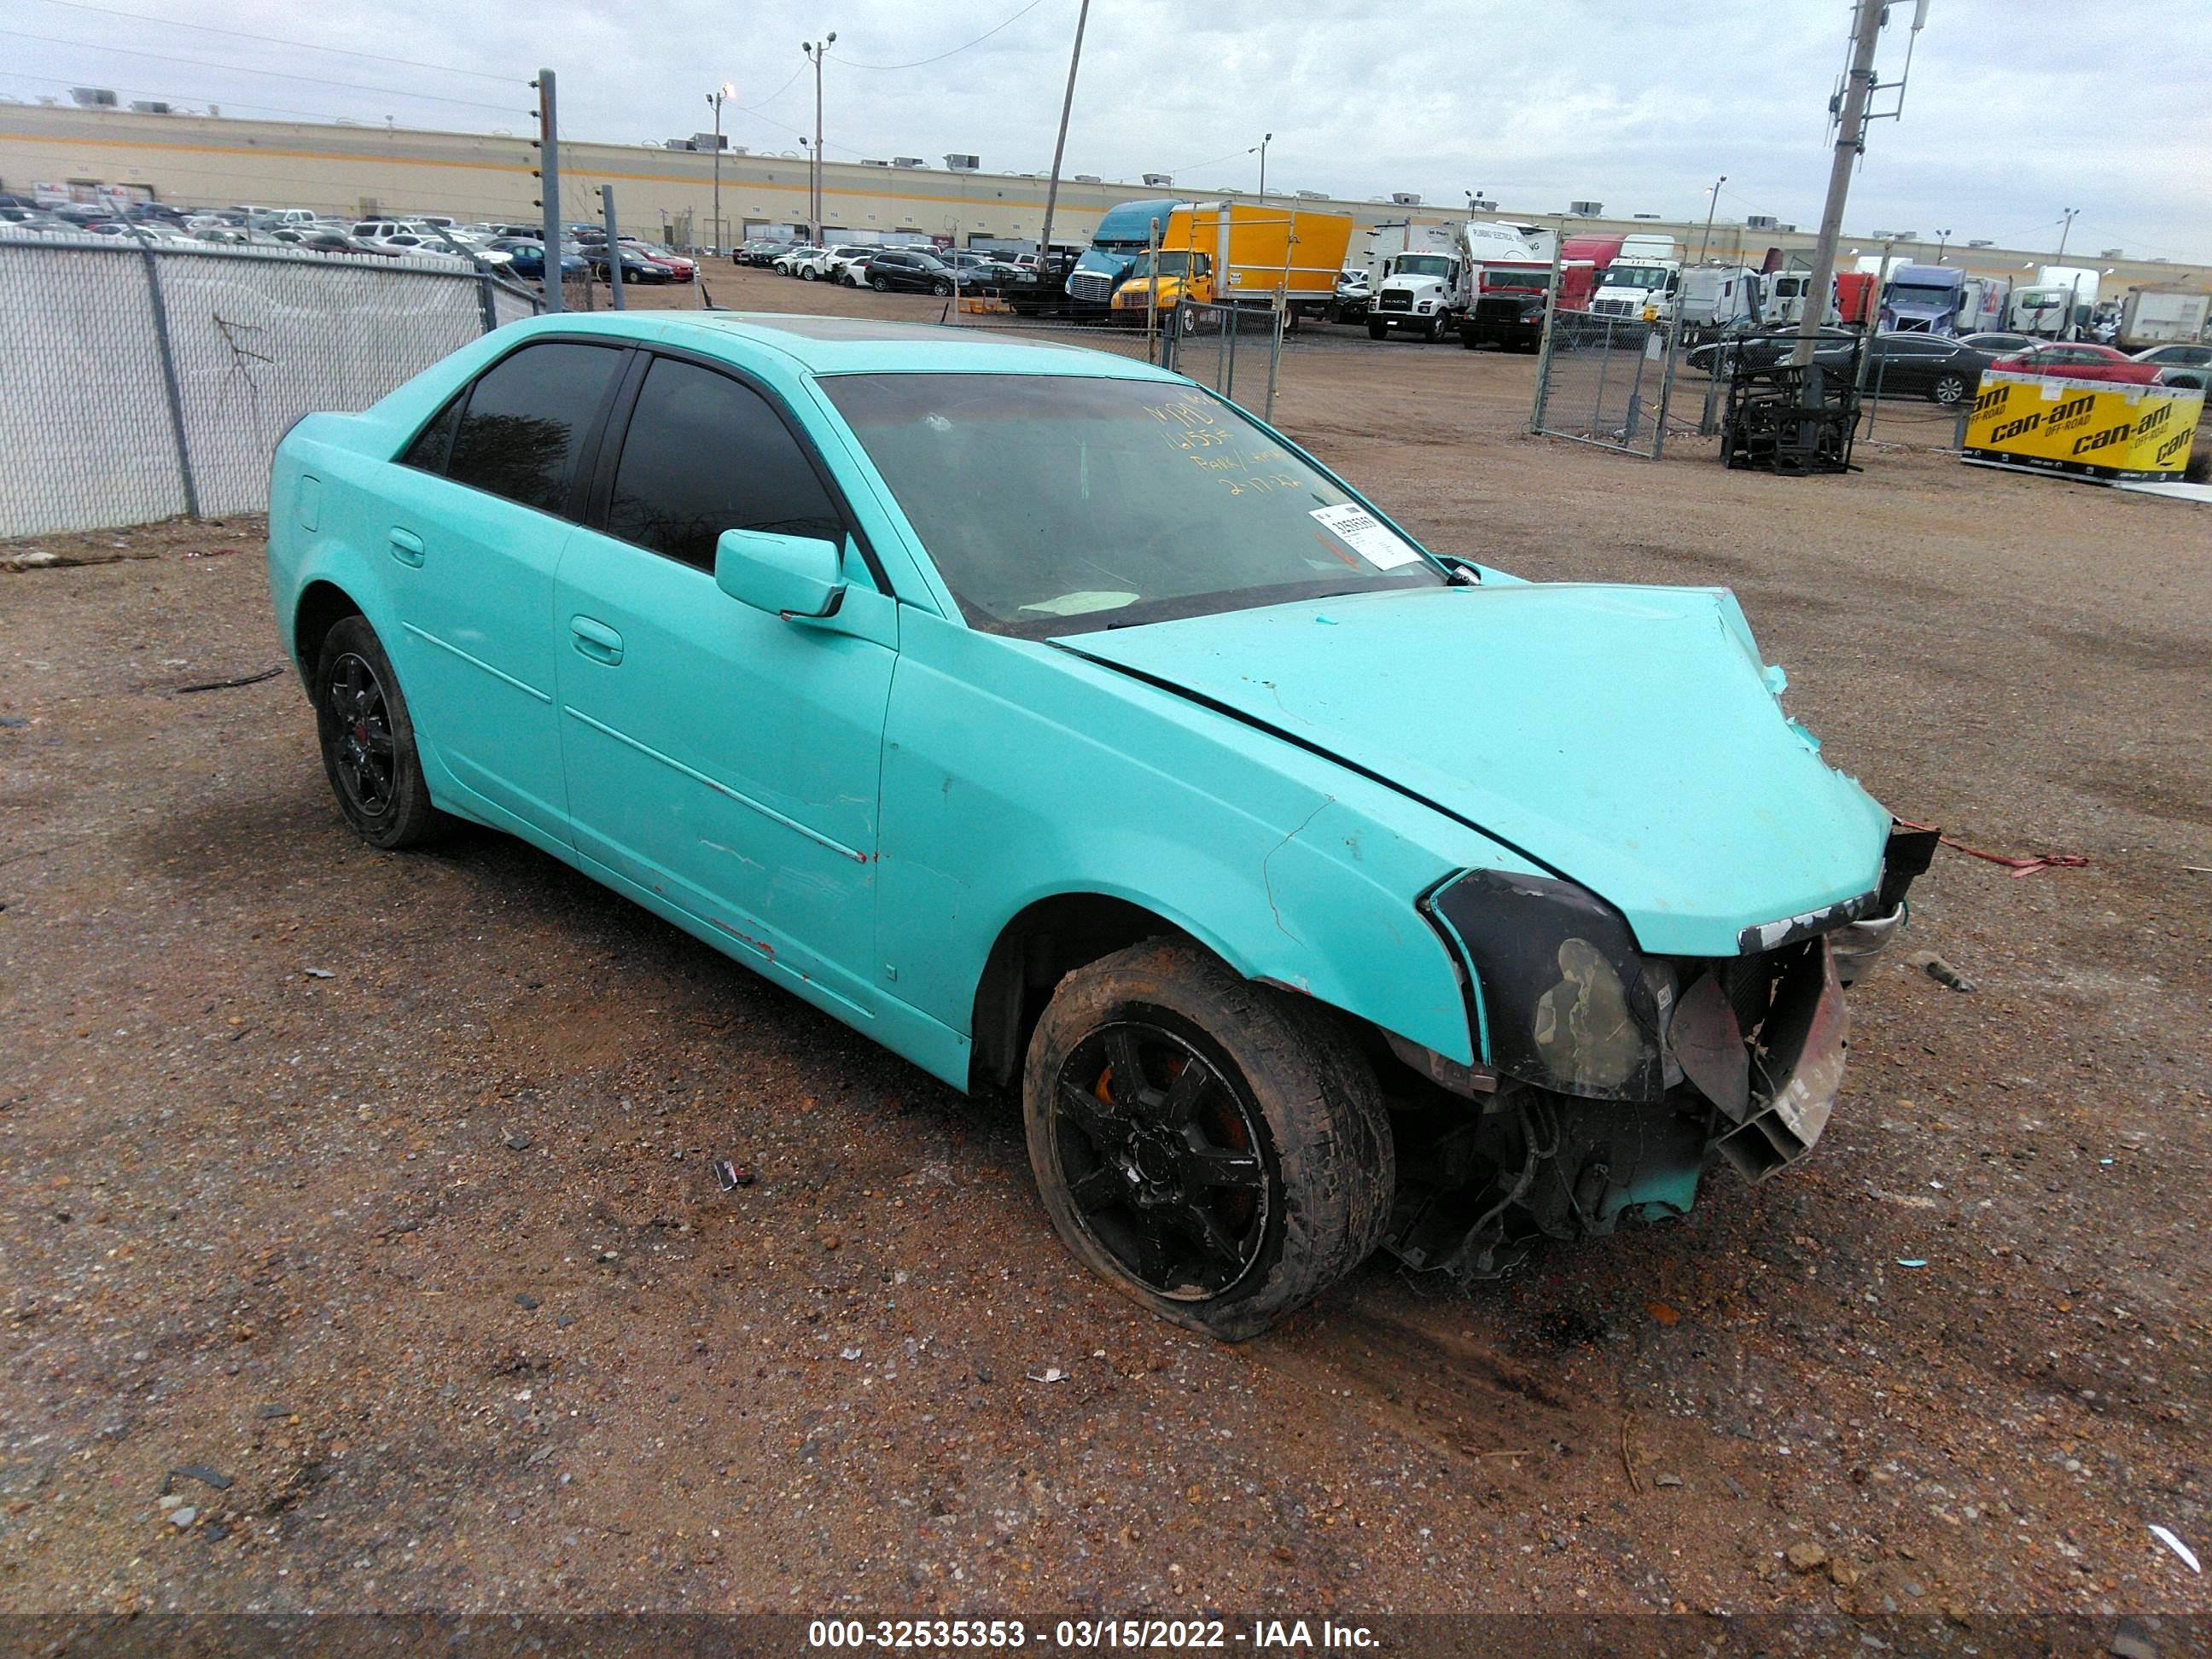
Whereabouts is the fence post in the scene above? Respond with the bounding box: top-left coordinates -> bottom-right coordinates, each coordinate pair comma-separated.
131,230 -> 201,520
1530,256 -> 1563,434
601,184 -> 625,311
1265,297 -> 1284,423
1652,318 -> 1683,462
474,271 -> 498,335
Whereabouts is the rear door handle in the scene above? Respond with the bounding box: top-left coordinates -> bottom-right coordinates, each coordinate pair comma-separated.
387,527 -> 425,567
569,614 -> 625,666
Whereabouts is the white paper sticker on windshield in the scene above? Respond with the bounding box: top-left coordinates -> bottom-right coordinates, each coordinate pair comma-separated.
1309,504 -> 1423,570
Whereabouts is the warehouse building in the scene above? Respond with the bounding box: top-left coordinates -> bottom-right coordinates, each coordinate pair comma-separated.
3,103 -> 2208,294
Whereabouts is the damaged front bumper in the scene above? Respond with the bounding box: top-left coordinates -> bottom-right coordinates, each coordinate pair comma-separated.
1388,824 -> 1931,1279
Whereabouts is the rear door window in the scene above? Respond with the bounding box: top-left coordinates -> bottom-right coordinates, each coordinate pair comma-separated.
604,356 -> 845,571
445,341 -> 626,517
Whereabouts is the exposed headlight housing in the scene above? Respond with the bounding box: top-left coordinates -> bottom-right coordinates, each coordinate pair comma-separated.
1423,869 -> 1675,1102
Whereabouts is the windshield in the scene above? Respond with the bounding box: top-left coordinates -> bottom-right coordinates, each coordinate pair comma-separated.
1394,253 -> 1452,277
1126,250 -> 1204,277
1601,264 -> 1672,289
1889,283 -> 1953,309
822,375 -> 1445,637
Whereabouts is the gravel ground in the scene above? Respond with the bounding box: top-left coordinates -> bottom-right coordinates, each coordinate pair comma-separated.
3,267 -> 2209,1638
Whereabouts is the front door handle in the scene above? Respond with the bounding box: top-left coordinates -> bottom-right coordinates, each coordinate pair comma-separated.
387,527 -> 425,567
569,614 -> 625,666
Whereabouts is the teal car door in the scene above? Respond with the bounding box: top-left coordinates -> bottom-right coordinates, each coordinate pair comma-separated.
378,338 -> 628,844
551,351 -> 897,1016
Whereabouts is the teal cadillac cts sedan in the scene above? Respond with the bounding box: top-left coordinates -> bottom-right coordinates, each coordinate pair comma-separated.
267,312 -> 1929,1339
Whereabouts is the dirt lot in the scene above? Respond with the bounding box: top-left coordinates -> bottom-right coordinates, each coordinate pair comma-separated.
3,265 -> 2209,1639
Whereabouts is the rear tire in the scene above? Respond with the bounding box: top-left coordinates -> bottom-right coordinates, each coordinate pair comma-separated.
870,275 -> 889,292
312,615 -> 446,850
1932,373 -> 1968,405
1022,940 -> 1394,1342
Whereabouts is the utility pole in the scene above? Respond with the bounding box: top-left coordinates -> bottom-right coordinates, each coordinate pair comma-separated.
533,67 -> 561,314
1034,0 -> 1091,271
707,84 -> 733,255
1792,0 -> 1884,363
802,34 -> 835,242
1252,131 -> 1272,203
1697,173 -> 1726,264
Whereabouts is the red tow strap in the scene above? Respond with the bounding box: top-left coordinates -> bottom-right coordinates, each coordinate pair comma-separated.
1893,815 -> 2091,879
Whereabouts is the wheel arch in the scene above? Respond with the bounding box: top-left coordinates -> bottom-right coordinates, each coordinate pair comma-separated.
968,890 -> 1211,1097
292,579 -> 364,692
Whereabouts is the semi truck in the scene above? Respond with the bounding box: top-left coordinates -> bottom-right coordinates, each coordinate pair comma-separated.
1957,275 -> 2011,335
1459,257 -> 1599,352
1677,264 -> 1765,340
1879,264 -> 1965,334
1106,200 -> 1353,323
2011,265 -> 2100,338
1063,197 -> 1181,311
1589,233 -> 1680,323
1363,220 -> 1545,341
2117,288 -> 2210,351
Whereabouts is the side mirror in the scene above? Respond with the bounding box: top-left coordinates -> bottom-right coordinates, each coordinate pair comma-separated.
713,528 -> 844,620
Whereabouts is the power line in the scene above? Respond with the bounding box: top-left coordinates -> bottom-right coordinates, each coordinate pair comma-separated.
1,28 -> 528,113
26,0 -> 521,83
840,0 -> 1051,70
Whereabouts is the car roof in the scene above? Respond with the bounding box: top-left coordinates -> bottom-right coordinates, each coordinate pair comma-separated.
504,311 -> 1180,381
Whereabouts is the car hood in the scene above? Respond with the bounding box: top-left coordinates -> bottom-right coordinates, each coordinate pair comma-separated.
1054,585 -> 1889,958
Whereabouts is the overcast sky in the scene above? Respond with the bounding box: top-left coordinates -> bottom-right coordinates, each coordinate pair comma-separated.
8,0 -> 2209,263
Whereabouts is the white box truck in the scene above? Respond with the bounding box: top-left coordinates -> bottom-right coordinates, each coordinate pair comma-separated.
2117,289 -> 2211,351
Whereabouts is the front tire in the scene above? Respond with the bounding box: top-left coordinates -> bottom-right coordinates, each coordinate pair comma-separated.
932,278 -> 954,296
1022,940 -> 1394,1341
313,615 -> 445,850
1367,320 -> 1388,341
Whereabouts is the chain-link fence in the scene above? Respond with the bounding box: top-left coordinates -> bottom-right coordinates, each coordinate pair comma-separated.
1530,308 -> 1685,458
0,231 -> 541,538
942,296 -> 1289,421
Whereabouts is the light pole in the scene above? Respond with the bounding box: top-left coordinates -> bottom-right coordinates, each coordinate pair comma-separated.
1697,173 -> 1725,264
2053,206 -> 2080,339
801,34 -> 835,244
1249,131 -> 1272,202
1934,226 -> 1951,264
706,84 -> 734,254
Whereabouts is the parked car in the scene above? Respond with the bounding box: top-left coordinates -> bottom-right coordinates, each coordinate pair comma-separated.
774,244 -> 827,277
1685,331 -> 1990,405
491,238 -> 588,282
739,237 -> 793,266
1991,342 -> 2163,385
265,314 -> 1924,1339
822,244 -> 882,286
859,247 -> 957,294
289,230 -> 399,258
1957,331 -> 2037,357
2133,343 -> 2212,368
621,240 -> 696,282
588,246 -> 675,284
939,248 -> 1020,291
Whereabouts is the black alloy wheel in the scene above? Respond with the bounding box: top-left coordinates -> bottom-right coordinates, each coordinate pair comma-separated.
326,652 -> 395,818
1050,1020 -> 1271,1301
312,614 -> 444,849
